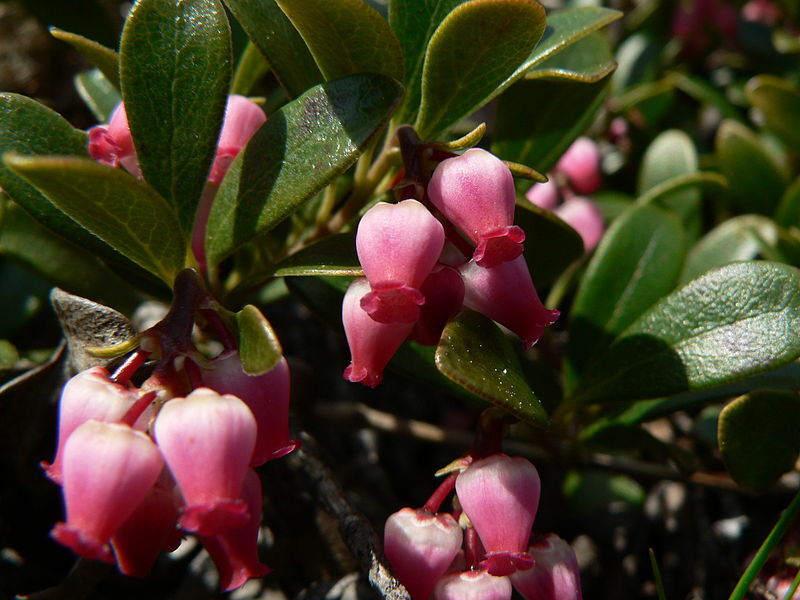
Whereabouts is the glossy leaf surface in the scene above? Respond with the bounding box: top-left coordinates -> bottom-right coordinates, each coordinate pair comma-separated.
6,155 -> 186,284
574,262 -> 800,404
236,304 -> 283,375
567,203 -> 685,386
272,234 -> 362,277
719,390 -> 800,492
415,0 -> 546,139
435,311 -> 548,428
525,32 -> 616,83
75,69 -> 121,123
275,0 -> 403,82
224,0 -> 322,97
120,0 -> 232,232
205,74 -> 402,266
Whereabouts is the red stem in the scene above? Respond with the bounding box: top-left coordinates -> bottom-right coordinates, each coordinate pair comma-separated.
465,527 -> 483,570
422,472 -> 459,514
120,390 -> 157,427
112,349 -> 151,385
200,308 -> 237,351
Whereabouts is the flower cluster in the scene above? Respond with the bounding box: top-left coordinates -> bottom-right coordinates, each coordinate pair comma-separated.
526,137 -> 605,252
44,342 -> 295,590
88,94 -> 266,269
342,148 -> 560,387
384,454 -> 581,600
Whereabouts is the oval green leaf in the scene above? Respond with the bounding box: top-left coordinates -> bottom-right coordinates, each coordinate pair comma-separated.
389,0 -> 466,125
120,0 -> 232,233
50,28 -> 120,89
567,203 -> 685,388
719,390 -> 800,492
415,0 -> 546,139
75,68 -> 121,122
272,233 -> 362,277
745,75 -> 800,150
681,215 -> 777,283
525,32 -> 616,83
205,74 -> 403,266
223,0 -> 322,98
775,175 -> 800,228
715,120 -> 788,216
435,310 -> 548,428
574,261 -> 800,404
236,304 -> 282,375
5,155 -> 186,284
275,0 -> 403,82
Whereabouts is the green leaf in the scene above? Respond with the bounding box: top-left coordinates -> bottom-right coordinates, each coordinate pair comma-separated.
525,32 -> 616,83
230,41 -> 271,96
50,28 -> 120,89
223,0 -> 322,98
5,155 -> 186,284
205,74 -> 403,266
389,0 -> 466,125
272,234 -> 362,277
120,0 -> 232,233
516,200 -> 584,288
776,175 -> 800,228
567,203 -> 685,387
638,130 -> 701,240
275,0 -> 404,82
75,69 -> 121,122
745,75 -> 800,150
715,120 -> 788,215
637,172 -> 728,209
435,310 -> 548,428
236,304 -> 282,375
574,261 -> 800,404
0,198 -> 140,313
493,75 -> 610,173
719,390 -> 800,492
415,0 -> 546,139
681,215 -> 777,284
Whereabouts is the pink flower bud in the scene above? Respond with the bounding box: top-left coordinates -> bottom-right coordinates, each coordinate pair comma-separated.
510,535 -> 583,600
555,138 -> 602,196
51,420 -> 164,563
87,103 -> 141,178
154,388 -> 256,535
742,0 -> 781,25
460,257 -> 559,350
43,366 -> 139,485
428,148 -> 525,268
455,455 -> 540,575
384,508 -> 463,600
554,197 -> 604,252
409,265 -> 465,346
525,178 -> 560,211
208,95 -> 266,186
342,278 -> 414,387
200,469 -> 272,591
200,351 -> 297,466
356,200 -> 445,324
434,570 -> 513,600
111,486 -> 181,577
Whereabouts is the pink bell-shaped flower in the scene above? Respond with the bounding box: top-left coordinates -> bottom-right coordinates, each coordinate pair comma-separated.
455,455 -> 540,576
154,388 -> 256,535
87,103 -> 141,177
200,469 -> 272,591
409,265 -> 465,346
356,199 -> 445,324
554,196 -> 604,252
510,535 -> 583,600
555,137 -> 602,196
200,351 -> 296,466
43,366 -> 139,485
208,95 -> 267,186
460,257 -> 559,350
343,278 -> 414,387
111,485 -> 181,577
525,178 -> 560,211
434,570 -> 513,600
51,420 -> 164,563
428,148 -> 525,268
384,508 -> 463,600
